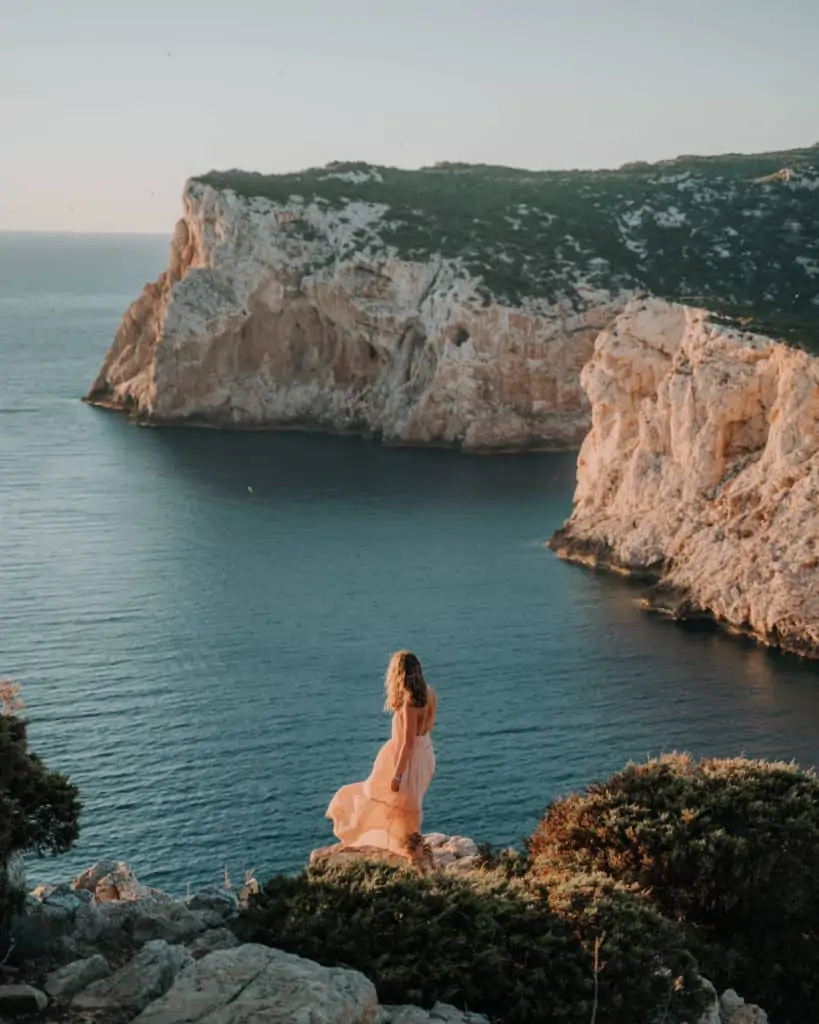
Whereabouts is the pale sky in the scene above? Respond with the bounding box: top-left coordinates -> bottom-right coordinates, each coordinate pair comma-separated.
1,0 -> 817,233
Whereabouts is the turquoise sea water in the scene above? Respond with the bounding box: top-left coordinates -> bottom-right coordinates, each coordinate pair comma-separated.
2,232 -> 819,894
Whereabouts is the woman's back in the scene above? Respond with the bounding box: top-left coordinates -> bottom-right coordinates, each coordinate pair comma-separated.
417,686 -> 437,737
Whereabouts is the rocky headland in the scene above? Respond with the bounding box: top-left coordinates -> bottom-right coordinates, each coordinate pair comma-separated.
86,146 -> 819,450
549,295 -> 819,658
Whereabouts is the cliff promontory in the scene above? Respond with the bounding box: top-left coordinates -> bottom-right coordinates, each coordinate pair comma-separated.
550,296 -> 819,658
87,146 -> 819,449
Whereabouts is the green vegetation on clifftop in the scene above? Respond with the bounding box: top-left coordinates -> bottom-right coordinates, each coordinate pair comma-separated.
196,145 -> 819,347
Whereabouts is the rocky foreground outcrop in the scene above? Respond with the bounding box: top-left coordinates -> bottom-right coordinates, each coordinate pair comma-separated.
87,147 -> 819,449
6,849 -> 492,1023
3,845 -> 770,1024
550,296 -> 819,657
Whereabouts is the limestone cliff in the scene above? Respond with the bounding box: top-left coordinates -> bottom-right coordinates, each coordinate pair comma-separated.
87,181 -> 622,449
87,146 -> 819,449
550,297 -> 819,658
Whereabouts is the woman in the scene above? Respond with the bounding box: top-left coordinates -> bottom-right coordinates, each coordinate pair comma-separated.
326,650 -> 437,859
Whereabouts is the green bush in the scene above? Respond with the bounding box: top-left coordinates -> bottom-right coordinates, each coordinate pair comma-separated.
236,859 -> 706,1024
0,680 -> 81,932
529,753 -> 819,1023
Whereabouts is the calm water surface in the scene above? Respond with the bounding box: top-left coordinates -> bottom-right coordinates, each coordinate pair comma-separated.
2,233 -> 819,893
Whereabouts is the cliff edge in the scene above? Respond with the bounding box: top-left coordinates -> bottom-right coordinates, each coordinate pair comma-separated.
550,296 -> 819,658
86,148 -> 819,450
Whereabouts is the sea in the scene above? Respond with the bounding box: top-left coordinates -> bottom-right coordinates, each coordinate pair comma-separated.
2,232 -> 819,895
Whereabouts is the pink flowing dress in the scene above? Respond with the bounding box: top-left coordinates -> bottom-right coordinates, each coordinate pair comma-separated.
326,694 -> 436,855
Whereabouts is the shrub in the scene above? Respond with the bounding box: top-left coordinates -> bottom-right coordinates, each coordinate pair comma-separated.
236,859 -> 706,1024
529,753 -> 819,1023
0,680 -> 81,934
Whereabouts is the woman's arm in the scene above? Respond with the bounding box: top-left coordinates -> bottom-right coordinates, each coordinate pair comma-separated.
392,706 -> 421,789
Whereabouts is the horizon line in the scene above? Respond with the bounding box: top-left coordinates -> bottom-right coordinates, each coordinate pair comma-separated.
0,229 -> 172,238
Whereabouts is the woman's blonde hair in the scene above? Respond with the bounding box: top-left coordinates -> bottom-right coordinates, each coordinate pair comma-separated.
384,650 -> 428,712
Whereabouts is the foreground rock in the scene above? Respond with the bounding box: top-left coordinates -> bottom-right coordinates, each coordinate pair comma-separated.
72,939 -> 191,1014
0,983 -> 48,1015
12,854 -> 768,1024
44,952 -> 110,1001
133,944 -> 378,1024
85,149 -> 819,450
719,989 -> 769,1024
11,860 -> 233,959
550,296 -> 819,658
310,832 -> 479,874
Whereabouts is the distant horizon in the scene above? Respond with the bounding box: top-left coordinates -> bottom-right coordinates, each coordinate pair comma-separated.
3,135 -> 816,237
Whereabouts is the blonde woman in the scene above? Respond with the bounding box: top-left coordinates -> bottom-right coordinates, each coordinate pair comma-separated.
326,650 -> 437,859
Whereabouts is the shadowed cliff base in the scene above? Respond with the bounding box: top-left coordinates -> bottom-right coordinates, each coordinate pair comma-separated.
549,526 -> 819,662
82,394 -> 583,454
546,526 -> 666,583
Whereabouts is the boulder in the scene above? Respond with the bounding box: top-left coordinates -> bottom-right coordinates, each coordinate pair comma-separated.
186,926 -> 240,959
310,834 -> 479,875
72,859 -> 152,901
422,833 -> 449,848
310,844 -> 409,870
131,899 -> 209,944
44,953 -> 110,1001
72,939 -> 192,1014
9,896 -> 76,959
437,837 -> 478,859
70,893 -> 207,949
41,881 -> 92,913
719,989 -> 768,1024
72,897 -> 131,947
695,976 -> 721,1024
0,983 -> 48,1015
186,885 -> 240,919
133,943 -> 378,1024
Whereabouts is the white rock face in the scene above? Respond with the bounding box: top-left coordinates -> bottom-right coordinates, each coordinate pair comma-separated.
87,182 -> 627,450
133,944 -> 379,1024
550,297 -> 819,657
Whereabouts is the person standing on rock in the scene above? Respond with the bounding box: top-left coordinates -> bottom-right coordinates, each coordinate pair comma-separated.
325,650 -> 437,865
